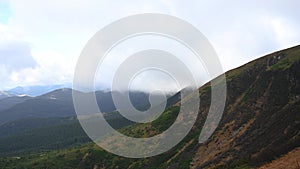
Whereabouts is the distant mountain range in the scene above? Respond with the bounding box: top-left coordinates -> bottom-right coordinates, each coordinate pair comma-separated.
0,88 -> 179,125
5,84 -> 69,97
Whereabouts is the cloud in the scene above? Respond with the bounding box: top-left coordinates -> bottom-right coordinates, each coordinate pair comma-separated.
0,41 -> 36,71
0,0 -> 299,90
159,0 -> 300,70
0,22 -> 72,89
0,50 -> 73,90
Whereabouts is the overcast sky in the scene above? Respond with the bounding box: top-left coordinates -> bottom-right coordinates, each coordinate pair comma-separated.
0,0 -> 299,91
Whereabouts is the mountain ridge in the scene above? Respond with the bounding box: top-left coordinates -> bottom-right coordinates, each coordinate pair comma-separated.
6,84 -> 69,97
0,88 -> 180,125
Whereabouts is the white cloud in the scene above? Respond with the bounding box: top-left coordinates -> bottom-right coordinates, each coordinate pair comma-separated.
0,0 -> 299,90
0,41 -> 36,70
270,17 -> 300,48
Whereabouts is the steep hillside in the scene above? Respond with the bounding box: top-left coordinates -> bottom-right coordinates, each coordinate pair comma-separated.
191,45 -> 300,168
0,45 -> 299,169
258,147 -> 300,169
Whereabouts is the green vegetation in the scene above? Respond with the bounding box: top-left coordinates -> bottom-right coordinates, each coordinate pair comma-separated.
269,46 -> 300,70
119,106 -> 179,138
0,114 -> 133,157
0,106 -> 193,169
